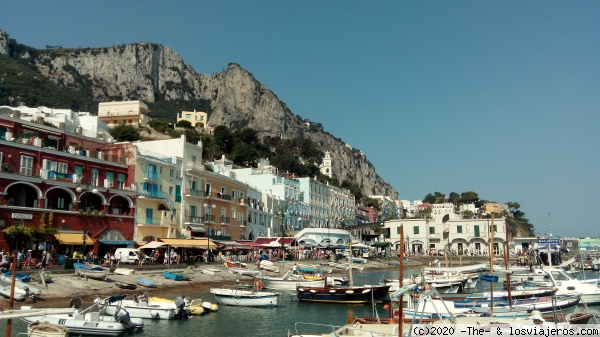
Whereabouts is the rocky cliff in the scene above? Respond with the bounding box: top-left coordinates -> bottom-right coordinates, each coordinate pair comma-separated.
0,30 -> 397,198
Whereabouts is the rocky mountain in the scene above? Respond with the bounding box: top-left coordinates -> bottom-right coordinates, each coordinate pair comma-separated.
0,29 -> 398,199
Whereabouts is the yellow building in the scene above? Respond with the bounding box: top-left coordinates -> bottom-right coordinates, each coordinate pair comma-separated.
98,100 -> 151,128
177,110 -> 208,129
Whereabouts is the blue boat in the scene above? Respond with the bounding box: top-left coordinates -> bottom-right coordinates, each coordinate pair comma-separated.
137,278 -> 157,288
3,272 -> 31,283
164,271 -> 185,281
73,263 -> 109,280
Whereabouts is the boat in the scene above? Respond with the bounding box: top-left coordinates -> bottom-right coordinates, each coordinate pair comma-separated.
188,299 -> 206,315
30,271 -> 53,284
0,274 -> 42,297
94,293 -> 190,320
136,278 -> 157,288
113,268 -> 135,276
511,267 -> 600,305
3,272 -> 31,282
73,263 -> 109,280
115,281 -> 137,290
229,267 -> 261,277
0,280 -> 27,301
164,271 -> 185,281
20,295 -> 144,336
201,268 -> 221,276
150,295 -> 218,313
210,287 -> 280,307
458,294 -> 581,312
224,259 -> 247,268
27,321 -> 69,337
258,260 -> 279,273
296,284 -> 391,304
254,271 -> 326,291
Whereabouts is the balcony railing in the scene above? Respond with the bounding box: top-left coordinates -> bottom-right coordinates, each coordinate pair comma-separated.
184,189 -> 204,198
185,215 -> 204,224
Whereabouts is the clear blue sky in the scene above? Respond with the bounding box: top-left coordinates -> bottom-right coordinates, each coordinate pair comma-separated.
2,1 -> 599,238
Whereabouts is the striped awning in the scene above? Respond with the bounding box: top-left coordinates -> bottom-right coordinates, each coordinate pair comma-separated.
54,233 -> 93,245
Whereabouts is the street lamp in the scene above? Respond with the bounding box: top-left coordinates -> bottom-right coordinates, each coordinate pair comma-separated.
76,184 -> 99,256
203,201 -> 216,263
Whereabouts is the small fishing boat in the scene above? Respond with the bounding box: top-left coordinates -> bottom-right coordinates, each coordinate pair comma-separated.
115,281 -> 137,290
224,259 -> 247,268
136,278 -> 157,288
210,287 -> 280,307
113,268 -> 135,276
258,260 -> 279,273
254,271 -> 325,290
3,272 -> 31,282
30,271 -> 53,284
188,299 -> 206,315
0,274 -> 42,296
27,321 -> 68,337
0,281 -> 27,301
296,284 -> 391,304
73,263 -> 109,280
164,271 -> 186,281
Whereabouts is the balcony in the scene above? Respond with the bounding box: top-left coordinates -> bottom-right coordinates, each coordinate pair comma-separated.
140,217 -> 162,226
185,215 -> 204,224
185,163 -> 204,173
144,171 -> 158,181
184,189 -> 204,199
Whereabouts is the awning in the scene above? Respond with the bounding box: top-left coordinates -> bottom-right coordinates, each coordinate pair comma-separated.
99,240 -> 136,245
372,242 -> 391,247
54,233 -> 93,245
214,240 -> 251,249
138,241 -> 168,250
186,224 -> 206,233
159,238 -> 217,249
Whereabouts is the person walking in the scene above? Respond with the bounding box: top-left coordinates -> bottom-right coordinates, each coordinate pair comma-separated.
17,250 -> 23,270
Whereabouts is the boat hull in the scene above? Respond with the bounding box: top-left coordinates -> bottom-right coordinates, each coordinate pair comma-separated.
210,288 -> 279,307
163,271 -> 185,281
136,278 -> 157,288
258,277 -> 325,291
20,313 -> 138,336
100,301 -> 177,320
296,285 -> 391,304
73,263 -> 109,280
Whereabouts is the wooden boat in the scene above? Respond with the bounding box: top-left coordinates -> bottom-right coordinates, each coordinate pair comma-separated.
136,278 -> 157,288
210,287 -> 280,307
224,259 -> 247,268
163,271 -> 185,281
27,321 -> 68,337
115,281 -> 138,290
254,271 -> 325,290
30,271 -> 53,284
3,272 -> 31,282
296,284 -> 391,304
73,263 -> 109,280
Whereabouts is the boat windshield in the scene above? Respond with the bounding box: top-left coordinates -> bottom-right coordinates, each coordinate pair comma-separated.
550,270 -> 573,281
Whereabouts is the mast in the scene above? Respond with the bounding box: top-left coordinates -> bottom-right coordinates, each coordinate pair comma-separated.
348,242 -> 353,288
398,225 -> 404,337
489,216 -> 495,317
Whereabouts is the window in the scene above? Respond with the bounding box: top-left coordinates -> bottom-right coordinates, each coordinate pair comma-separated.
169,169 -> 174,178
413,226 -> 419,235
493,224 -> 497,232
57,197 -> 65,209
190,205 -> 197,217
117,173 -> 125,190
57,162 -> 68,174
429,227 -> 435,234
239,192 -> 244,200
231,209 -> 236,219
20,155 -> 33,176
42,159 -> 57,171
397,227 -> 401,234
220,207 -> 226,223
105,171 -> 114,188
169,186 -> 174,195
457,225 -> 463,234
474,225 -> 480,237
191,155 -> 197,163
91,169 -> 99,186
231,190 -> 236,199
186,114 -> 191,119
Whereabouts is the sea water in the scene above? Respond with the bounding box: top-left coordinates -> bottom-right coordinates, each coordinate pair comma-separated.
5,269 -> 599,337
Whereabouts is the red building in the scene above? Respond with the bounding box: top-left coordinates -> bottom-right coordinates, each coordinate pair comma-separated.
0,115 -> 137,262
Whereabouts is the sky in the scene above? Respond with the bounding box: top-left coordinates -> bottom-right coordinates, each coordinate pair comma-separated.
1,1 -> 599,238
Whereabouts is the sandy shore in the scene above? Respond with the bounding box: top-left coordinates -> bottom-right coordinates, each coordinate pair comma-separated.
2,259 -> 405,309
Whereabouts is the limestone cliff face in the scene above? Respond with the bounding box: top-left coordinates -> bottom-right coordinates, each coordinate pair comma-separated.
0,29 -> 397,198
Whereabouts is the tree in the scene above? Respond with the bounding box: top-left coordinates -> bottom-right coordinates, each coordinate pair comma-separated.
423,193 -> 436,204
213,125 -> 234,154
109,125 -> 140,141
448,192 -> 460,205
176,120 -> 192,128
460,191 -> 480,203
434,192 -> 446,203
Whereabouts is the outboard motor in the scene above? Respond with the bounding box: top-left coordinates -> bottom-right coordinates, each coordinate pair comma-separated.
69,297 -> 83,309
173,296 -> 190,319
114,308 -> 140,331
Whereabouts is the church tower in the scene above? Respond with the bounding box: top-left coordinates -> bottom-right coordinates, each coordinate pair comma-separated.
320,151 -> 333,178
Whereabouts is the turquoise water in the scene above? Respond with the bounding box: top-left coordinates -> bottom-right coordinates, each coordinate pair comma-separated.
5,269 -> 599,337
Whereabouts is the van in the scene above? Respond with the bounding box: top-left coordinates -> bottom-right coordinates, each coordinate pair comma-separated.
114,248 -> 141,264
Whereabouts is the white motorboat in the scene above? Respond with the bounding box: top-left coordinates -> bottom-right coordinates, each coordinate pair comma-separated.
258,260 -> 280,273
210,287 -> 280,307
229,267 -> 261,277
20,296 -> 143,336
512,268 -> 600,305
254,271 -> 325,291
93,293 -> 189,320
73,263 -> 110,280
201,268 -> 221,276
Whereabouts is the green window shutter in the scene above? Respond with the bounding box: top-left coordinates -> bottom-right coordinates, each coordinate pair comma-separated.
413,226 -> 419,235
117,173 -> 125,182
429,227 -> 435,234
494,224 -> 497,232
396,227 -> 400,234
175,185 -> 181,202
474,225 -> 480,237
75,165 -> 83,176
457,225 -> 463,234
106,171 -> 114,186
